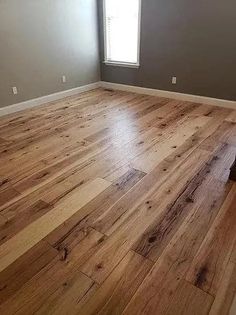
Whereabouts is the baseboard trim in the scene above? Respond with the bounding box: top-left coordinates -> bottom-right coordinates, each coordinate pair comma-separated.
100,81 -> 236,109
1,81 -> 235,117
0,82 -> 100,117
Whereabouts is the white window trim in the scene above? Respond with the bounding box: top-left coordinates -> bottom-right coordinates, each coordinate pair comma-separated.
103,0 -> 142,68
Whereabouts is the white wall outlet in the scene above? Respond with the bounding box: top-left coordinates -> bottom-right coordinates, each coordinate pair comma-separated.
62,75 -> 66,83
172,76 -> 177,85
12,87 -> 18,95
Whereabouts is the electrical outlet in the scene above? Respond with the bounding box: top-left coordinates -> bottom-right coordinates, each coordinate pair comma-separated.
172,77 -> 177,85
62,75 -> 66,83
12,87 -> 18,95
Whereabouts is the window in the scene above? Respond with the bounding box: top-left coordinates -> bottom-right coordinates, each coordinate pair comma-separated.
103,0 -> 141,67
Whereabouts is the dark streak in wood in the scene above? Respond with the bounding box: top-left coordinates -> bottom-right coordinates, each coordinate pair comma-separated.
194,265 -> 208,287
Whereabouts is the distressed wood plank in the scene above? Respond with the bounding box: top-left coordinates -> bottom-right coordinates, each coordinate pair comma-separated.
186,184 -> 236,295
0,178 -> 110,272
0,89 -> 235,314
80,149 -> 212,284
165,280 -> 213,315
57,251 -> 152,315
209,261 -> 236,315
0,241 -> 58,304
121,181 -> 233,315
45,168 -> 145,247
132,143 -> 235,261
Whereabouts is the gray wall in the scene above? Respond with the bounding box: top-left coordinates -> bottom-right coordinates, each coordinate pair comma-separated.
99,0 -> 236,101
0,0 -> 100,108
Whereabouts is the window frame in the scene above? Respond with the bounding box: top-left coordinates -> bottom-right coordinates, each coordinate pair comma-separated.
103,0 -> 142,68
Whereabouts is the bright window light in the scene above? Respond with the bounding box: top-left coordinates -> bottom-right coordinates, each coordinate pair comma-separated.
103,0 -> 141,66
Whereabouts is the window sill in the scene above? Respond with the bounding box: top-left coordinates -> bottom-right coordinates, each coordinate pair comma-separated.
103,61 -> 140,68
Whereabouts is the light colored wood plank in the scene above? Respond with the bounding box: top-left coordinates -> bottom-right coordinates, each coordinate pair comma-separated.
229,294 -> 236,315
165,279 -> 213,315
50,251 -> 152,315
200,121 -> 236,152
0,186 -> 20,207
209,261 -> 236,315
132,115 -> 210,173
0,240 -> 58,304
186,184 -> 236,295
0,178 -> 111,273
34,271 -> 97,315
0,228 -> 104,315
54,227 -> 107,271
95,130 -> 227,237
0,200 -> 53,246
0,263 -> 95,315
80,149 -> 211,284
45,168 -> 145,246
0,89 -> 236,314
132,142 -> 235,261
153,101 -> 198,129
121,181 -> 232,315
230,238 -> 236,264
225,110 -> 236,123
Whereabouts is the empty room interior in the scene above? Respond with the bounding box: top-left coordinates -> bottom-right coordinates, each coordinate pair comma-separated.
1,0 -> 236,314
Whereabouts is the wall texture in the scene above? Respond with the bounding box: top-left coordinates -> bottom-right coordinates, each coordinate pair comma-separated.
99,0 -> 236,101
0,0 -> 100,108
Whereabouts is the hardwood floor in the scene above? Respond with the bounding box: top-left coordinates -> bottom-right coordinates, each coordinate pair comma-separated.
0,88 -> 236,314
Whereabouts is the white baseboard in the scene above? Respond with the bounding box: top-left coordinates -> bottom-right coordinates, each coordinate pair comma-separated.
0,82 -> 100,117
1,81 -> 235,117
100,81 -> 236,110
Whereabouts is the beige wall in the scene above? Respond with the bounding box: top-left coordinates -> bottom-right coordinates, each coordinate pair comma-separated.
0,0 -> 100,108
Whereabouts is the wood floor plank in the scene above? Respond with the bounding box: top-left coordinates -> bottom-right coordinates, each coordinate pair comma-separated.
135,99 -> 183,126
0,186 -> 20,207
0,200 -> 53,246
121,181 -> 233,315
0,89 -> 235,314
45,168 -> 146,247
35,271 -> 97,315
229,294 -> 236,315
0,229 -> 105,314
0,240 -> 58,304
230,239 -> 236,264
132,115 -> 210,173
200,120 -> 236,152
80,149 -> 212,284
92,139 -> 226,237
164,279 -> 213,315
195,108 -> 232,143
209,261 -> 236,315
54,227 -> 107,272
225,110 -> 236,123
78,251 -> 153,315
0,178 -> 111,272
0,260 -> 95,315
132,143 -> 235,261
153,101 -> 198,129
186,184 -> 236,295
